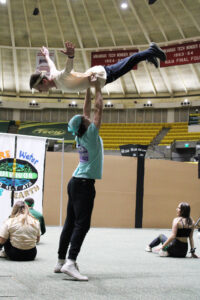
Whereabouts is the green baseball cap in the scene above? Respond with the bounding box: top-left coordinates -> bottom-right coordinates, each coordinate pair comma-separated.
68,114 -> 82,135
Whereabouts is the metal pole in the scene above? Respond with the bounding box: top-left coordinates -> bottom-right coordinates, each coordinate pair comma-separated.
59,139 -> 65,226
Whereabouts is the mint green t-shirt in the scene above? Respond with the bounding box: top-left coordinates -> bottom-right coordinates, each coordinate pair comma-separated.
73,123 -> 104,179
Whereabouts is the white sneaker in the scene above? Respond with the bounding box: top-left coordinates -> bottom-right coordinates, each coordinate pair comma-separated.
54,261 -> 65,273
159,249 -> 169,257
61,262 -> 88,281
0,250 -> 7,258
145,245 -> 152,252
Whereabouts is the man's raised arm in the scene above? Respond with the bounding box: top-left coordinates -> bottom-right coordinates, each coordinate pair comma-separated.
83,88 -> 91,119
93,83 -> 103,129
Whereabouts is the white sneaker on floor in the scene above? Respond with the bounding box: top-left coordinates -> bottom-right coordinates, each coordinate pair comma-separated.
145,245 -> 152,252
0,250 -> 7,258
54,261 -> 65,273
159,249 -> 169,257
61,262 -> 88,281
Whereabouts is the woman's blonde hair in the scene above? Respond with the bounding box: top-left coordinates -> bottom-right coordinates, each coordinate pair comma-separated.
10,201 -> 33,225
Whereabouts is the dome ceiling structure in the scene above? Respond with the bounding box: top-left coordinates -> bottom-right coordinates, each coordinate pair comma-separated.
0,0 -> 199,101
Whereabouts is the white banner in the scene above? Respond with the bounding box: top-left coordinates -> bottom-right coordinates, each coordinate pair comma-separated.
16,136 -> 46,213
0,134 -> 16,226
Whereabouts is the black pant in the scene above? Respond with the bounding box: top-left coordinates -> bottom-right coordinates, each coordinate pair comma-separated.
4,240 -> 37,261
104,48 -> 154,84
149,234 -> 188,258
58,177 -> 96,260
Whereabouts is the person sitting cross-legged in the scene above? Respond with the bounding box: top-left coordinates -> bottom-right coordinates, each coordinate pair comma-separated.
0,201 -> 40,261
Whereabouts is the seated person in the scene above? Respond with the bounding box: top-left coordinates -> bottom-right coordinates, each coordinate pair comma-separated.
145,202 -> 198,258
0,201 -> 40,261
25,198 -> 46,235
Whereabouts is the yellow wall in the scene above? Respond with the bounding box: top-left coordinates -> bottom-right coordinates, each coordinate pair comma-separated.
43,153 -> 200,228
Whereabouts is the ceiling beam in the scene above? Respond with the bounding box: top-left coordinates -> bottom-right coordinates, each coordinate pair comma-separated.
7,0 -> 19,94
82,0 -> 99,47
144,0 -> 168,42
37,1 -> 48,47
179,0 -> 200,33
65,0 -> 89,70
0,36 -> 199,52
190,64 -> 200,85
51,0 -> 65,47
159,68 -> 173,95
112,0 -> 136,92
22,0 -> 34,94
128,0 -> 151,44
161,0 -> 185,39
22,0 -> 32,47
175,66 -> 188,94
96,0 -> 125,95
130,71 -> 141,96
145,64 -> 157,95
112,0 -> 134,45
96,0 -> 116,46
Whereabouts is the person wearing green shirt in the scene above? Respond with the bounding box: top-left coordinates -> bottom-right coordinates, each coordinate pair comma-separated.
25,198 -> 46,235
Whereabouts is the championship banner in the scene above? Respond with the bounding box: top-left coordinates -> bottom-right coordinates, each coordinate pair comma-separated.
15,136 -> 47,214
0,134 -> 16,225
160,41 -> 200,67
91,49 -> 138,69
36,50 -> 55,76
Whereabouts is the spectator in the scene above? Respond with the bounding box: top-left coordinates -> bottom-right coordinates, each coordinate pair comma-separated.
25,198 -> 46,235
0,201 -> 40,261
145,202 -> 198,258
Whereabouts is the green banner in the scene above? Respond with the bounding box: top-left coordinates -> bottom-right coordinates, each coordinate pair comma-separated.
0,121 -> 10,133
18,122 -> 74,142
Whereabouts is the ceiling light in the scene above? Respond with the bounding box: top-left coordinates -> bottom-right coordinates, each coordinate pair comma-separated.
0,0 -> 6,4
33,7 -> 39,15
121,2 -> 128,9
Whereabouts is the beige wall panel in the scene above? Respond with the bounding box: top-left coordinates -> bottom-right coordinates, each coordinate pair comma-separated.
174,108 -> 180,122
118,110 -> 126,123
136,109 -> 144,123
43,153 -> 137,228
127,109 -> 135,123
144,110 -> 152,123
92,156 -> 137,227
51,110 -> 59,122
143,159 -> 200,228
60,110 -> 68,122
110,110 -> 118,123
153,109 -> 161,123
34,110 -> 42,122
43,153 -> 200,229
42,110 -> 51,122
162,109 -> 167,122
26,110 -> 34,121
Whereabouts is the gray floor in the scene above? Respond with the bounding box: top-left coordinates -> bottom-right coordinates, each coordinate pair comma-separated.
0,227 -> 200,300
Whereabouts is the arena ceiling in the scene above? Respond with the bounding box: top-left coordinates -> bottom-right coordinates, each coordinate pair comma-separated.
0,0 -> 200,101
